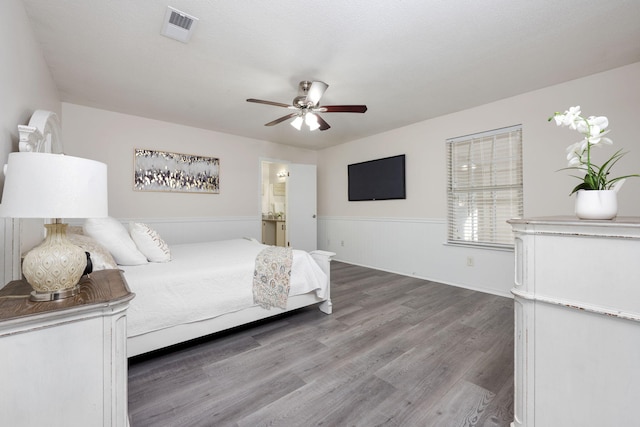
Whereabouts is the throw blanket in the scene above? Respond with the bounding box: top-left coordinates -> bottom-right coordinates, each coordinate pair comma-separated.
253,246 -> 293,309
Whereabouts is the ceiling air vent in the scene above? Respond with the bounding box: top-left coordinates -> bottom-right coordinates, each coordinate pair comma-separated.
160,6 -> 199,43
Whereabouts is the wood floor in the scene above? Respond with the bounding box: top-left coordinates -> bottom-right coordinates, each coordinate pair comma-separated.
128,262 -> 514,427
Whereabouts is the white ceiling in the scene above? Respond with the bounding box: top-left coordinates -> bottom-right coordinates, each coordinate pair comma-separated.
21,0 -> 640,150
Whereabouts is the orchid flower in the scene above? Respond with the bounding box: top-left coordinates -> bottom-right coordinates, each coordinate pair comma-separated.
549,106 -> 639,194
553,106 -> 582,129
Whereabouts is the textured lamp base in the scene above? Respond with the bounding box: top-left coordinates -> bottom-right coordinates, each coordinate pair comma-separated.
22,223 -> 86,301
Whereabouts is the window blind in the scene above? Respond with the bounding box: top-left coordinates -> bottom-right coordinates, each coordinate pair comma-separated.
446,125 -> 523,248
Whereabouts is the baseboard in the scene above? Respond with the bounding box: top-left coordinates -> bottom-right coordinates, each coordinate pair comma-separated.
334,258 -> 513,299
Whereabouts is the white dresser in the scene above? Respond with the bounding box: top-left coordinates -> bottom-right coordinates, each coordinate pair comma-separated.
509,217 -> 640,427
0,269 -> 134,427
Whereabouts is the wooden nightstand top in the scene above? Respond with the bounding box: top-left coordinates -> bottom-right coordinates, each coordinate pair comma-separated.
0,269 -> 134,322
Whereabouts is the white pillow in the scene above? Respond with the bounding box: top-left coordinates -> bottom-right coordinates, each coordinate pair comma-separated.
67,232 -> 118,271
129,222 -> 171,263
83,217 -> 148,266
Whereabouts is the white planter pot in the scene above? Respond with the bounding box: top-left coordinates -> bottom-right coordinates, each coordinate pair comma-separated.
575,189 -> 618,220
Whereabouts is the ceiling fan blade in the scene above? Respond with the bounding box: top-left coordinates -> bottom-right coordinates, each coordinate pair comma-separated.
247,98 -> 292,109
264,113 -> 298,126
320,105 -> 368,113
316,114 -> 331,131
306,81 -> 329,106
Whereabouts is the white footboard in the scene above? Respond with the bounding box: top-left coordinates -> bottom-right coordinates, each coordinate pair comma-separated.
310,250 -> 335,314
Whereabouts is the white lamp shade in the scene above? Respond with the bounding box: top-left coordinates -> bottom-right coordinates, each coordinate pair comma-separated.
290,116 -> 304,131
0,152 -> 108,218
305,113 -> 320,131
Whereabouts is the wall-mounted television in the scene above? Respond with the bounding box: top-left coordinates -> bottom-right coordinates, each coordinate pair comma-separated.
348,154 -> 406,201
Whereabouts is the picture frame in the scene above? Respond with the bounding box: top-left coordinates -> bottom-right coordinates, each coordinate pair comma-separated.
134,149 -> 220,193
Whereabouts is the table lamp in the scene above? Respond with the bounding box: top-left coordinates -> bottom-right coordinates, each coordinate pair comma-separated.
0,152 -> 108,301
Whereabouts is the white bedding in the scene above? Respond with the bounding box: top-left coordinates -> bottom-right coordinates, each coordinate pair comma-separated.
120,238 -> 328,337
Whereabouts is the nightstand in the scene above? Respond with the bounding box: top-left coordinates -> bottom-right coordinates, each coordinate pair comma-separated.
0,269 -> 134,427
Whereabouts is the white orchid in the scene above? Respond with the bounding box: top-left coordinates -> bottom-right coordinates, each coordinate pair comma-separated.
575,115 -> 613,146
549,106 -> 638,194
553,105 -> 582,129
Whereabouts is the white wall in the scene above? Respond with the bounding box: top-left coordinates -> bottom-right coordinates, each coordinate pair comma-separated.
317,62 -> 640,296
0,1 -> 60,163
0,0 -> 61,283
61,103 -> 318,239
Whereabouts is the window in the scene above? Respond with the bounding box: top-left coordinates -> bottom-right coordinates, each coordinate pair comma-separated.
446,125 -> 523,248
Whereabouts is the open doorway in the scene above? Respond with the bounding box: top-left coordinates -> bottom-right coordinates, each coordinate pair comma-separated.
261,161 -> 288,246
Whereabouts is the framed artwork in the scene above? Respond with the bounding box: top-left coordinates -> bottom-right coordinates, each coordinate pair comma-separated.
134,149 -> 220,193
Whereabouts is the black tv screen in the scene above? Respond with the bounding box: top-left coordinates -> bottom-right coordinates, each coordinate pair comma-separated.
348,155 -> 406,201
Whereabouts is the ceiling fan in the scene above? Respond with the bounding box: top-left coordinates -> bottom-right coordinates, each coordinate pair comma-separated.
246,80 -> 367,131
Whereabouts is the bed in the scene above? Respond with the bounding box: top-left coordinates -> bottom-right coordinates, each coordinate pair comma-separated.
10,110 -> 334,358
70,217 -> 334,357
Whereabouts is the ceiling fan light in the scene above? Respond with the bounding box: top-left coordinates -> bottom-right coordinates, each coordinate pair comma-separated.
290,116 -> 303,130
305,113 -> 320,131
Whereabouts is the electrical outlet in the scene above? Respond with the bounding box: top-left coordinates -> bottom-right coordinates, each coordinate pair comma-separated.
341,240 -> 344,247
466,256 -> 474,267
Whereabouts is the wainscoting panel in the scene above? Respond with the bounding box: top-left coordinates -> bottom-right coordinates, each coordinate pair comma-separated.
2,218 -> 20,286
68,216 -> 261,246
65,215 -> 513,296
318,216 -> 514,297
121,216 -> 261,245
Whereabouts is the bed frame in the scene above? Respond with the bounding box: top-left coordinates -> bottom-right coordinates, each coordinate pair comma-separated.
127,249 -> 334,357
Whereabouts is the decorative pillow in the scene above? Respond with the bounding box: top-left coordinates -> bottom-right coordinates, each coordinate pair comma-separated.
83,217 -> 148,266
67,232 -> 118,270
129,222 -> 171,263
